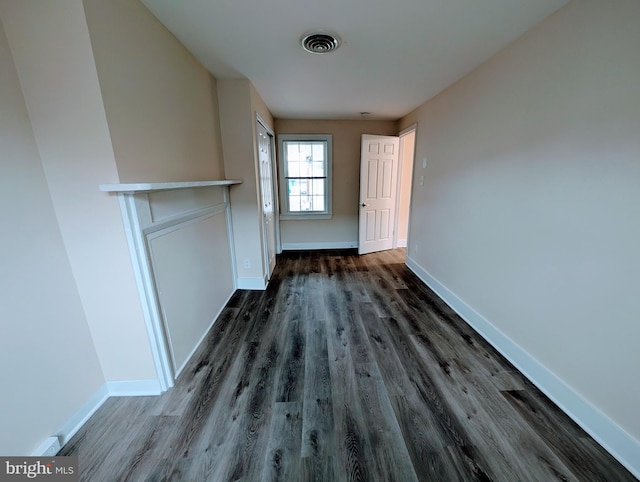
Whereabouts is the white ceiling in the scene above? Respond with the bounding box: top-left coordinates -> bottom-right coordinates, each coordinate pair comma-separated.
141,0 -> 568,120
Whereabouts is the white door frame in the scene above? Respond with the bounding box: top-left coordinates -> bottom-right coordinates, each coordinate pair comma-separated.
394,124 -> 417,248
256,115 -> 280,279
268,127 -> 282,254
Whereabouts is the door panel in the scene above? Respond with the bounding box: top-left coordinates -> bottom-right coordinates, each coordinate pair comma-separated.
382,158 -> 394,198
379,209 -> 391,239
365,210 -> 376,241
367,160 -> 378,197
359,135 -> 400,255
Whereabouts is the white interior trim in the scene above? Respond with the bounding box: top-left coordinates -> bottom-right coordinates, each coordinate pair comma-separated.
106,379 -> 163,397
256,115 -> 280,276
100,179 -> 242,193
173,289 -> 236,376
41,378 -> 164,453
237,276 -> 268,290
31,437 -> 61,457
55,384 -> 109,448
398,123 -> 418,137
115,184 -> 238,390
281,241 -> 357,251
118,194 -> 175,391
405,255 -> 640,479
394,125 -> 416,249
224,187 -> 239,290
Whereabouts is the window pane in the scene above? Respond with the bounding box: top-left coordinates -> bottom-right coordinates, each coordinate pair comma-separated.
289,195 -> 301,211
312,179 -> 324,195
288,179 -> 299,195
312,161 -> 325,177
299,159 -> 312,177
300,194 -> 312,211
299,143 -> 312,161
286,143 -> 300,162
313,195 -> 325,211
288,161 -> 300,177
312,143 -> 324,161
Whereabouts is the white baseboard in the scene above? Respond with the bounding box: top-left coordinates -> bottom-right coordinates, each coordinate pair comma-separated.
174,290 -> 236,376
281,241 -> 357,250
396,238 -> 407,248
237,276 -> 268,290
405,255 -> 640,479
39,288 -> 240,454
49,377 -> 163,450
31,437 -> 61,457
55,383 -> 109,447
106,379 -> 163,397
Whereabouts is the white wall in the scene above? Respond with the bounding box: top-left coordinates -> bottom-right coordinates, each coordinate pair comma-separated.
400,0 -> 640,472
0,18 -> 105,456
83,0 -> 225,182
83,0 -> 234,380
0,0 -> 157,383
274,119 -> 397,249
0,0 -> 252,456
218,79 -> 275,288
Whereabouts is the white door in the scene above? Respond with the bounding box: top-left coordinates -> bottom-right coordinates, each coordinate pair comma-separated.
359,134 -> 400,255
257,120 -> 277,278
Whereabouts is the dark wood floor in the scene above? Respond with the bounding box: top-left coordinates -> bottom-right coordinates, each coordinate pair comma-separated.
60,249 -> 636,481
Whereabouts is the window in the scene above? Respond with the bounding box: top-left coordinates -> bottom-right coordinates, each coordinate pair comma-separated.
278,134 -> 332,219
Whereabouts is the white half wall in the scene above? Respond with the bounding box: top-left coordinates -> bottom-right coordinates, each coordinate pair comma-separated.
147,188 -> 236,374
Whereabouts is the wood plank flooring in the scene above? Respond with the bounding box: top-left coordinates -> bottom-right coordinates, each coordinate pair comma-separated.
60,249 -> 637,481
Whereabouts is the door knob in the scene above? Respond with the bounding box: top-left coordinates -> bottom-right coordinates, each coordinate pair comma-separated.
360,202 -> 368,207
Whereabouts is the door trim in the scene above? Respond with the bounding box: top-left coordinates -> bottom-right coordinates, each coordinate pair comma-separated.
256,115 -> 279,279
394,124 -> 417,248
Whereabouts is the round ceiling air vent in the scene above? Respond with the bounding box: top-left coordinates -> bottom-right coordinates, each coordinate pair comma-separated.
300,32 -> 341,54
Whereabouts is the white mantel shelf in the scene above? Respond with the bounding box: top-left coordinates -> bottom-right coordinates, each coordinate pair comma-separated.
100,179 -> 243,193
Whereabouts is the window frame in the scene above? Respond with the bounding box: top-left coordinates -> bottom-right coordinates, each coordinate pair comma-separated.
277,134 -> 332,220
